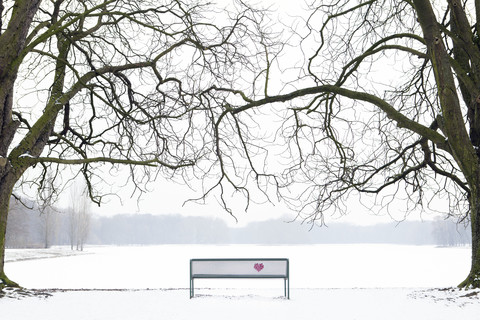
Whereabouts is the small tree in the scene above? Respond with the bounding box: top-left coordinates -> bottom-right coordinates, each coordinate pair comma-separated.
40,199 -> 58,249
67,180 -> 90,251
5,200 -> 31,248
38,173 -> 59,249
432,218 -> 471,247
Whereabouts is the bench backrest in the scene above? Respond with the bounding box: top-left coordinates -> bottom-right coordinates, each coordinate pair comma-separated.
190,258 -> 289,278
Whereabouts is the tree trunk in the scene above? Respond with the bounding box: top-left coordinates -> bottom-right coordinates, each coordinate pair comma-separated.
0,0 -> 42,288
411,0 -> 480,289
459,192 -> 480,288
0,174 -> 19,288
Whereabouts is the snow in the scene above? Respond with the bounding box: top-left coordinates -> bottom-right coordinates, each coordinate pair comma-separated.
18,153 -> 35,158
1,244 -> 480,319
4,248 -> 89,263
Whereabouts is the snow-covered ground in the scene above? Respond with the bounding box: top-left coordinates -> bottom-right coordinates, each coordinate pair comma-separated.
1,244 -> 480,319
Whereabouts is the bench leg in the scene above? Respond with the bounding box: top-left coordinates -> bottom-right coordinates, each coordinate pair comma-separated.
190,278 -> 194,299
284,278 -> 290,299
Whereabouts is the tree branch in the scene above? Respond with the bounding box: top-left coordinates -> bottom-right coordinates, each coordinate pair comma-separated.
228,85 -> 447,147
22,155 -> 194,170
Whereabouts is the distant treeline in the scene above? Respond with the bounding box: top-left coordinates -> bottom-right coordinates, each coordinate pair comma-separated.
88,214 -> 471,246
5,199 -> 471,248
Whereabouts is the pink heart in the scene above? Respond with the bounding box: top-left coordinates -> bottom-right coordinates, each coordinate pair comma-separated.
254,263 -> 264,272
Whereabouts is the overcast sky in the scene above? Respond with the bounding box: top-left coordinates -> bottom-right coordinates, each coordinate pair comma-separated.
88,0 -> 446,228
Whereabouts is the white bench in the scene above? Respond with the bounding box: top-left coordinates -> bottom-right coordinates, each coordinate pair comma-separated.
189,258 -> 289,298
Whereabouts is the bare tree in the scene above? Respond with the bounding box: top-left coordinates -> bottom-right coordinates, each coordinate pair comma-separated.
202,0 -> 480,288
38,173 -> 59,248
432,218 -> 471,247
67,180 -> 90,251
0,0 -> 274,288
5,200 -> 32,248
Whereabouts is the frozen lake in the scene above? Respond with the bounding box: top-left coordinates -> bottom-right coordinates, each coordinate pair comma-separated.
5,244 -> 472,289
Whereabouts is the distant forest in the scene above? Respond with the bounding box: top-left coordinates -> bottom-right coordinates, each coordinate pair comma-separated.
88,214 -> 471,246
5,199 -> 471,248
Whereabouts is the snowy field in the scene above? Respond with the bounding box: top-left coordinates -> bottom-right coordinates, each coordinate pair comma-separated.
1,244 -> 480,319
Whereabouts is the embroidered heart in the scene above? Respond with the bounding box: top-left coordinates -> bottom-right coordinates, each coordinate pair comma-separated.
254,263 -> 264,272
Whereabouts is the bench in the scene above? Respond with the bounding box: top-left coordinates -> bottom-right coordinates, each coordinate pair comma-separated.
189,258 -> 289,298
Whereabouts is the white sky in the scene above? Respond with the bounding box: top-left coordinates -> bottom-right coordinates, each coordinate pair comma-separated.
89,169 -> 442,228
